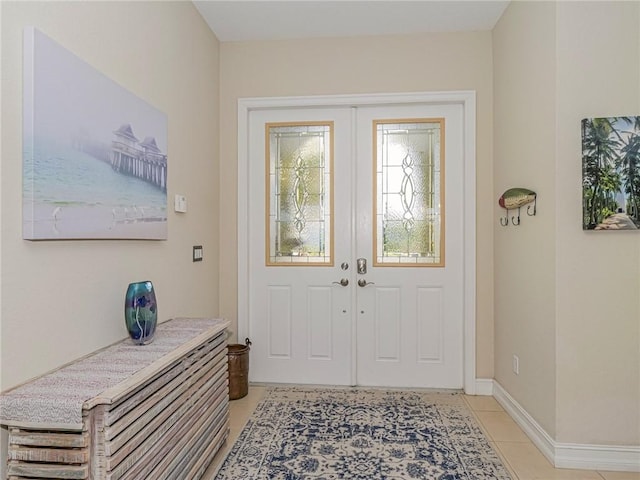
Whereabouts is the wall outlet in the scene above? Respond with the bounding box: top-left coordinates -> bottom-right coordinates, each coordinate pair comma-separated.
512,354 -> 520,375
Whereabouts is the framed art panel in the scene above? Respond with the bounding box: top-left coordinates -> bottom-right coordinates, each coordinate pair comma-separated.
23,27 -> 168,240
582,116 -> 640,231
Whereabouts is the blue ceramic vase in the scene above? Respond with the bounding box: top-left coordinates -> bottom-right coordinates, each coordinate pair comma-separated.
124,281 -> 157,345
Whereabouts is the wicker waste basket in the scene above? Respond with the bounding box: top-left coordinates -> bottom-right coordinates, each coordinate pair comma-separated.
227,338 -> 251,400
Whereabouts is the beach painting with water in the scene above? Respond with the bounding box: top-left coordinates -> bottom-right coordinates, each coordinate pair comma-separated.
23,27 -> 168,240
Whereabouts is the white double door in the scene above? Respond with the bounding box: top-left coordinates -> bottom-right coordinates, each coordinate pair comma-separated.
246,101 -> 464,388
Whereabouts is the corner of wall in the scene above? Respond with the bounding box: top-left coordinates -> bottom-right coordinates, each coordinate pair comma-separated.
492,0 -> 557,439
494,380 -> 640,473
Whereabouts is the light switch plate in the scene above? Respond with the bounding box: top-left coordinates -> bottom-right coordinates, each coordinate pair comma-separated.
193,245 -> 203,262
174,194 -> 187,213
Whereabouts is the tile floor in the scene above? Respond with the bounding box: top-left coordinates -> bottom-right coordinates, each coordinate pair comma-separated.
203,386 -> 640,480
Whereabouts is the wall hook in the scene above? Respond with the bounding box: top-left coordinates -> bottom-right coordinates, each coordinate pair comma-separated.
511,210 -> 521,225
498,188 -> 537,226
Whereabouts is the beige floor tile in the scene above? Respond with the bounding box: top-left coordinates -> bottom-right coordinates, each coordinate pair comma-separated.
470,409 -> 494,440
228,403 -> 256,427
465,395 -> 505,412
496,442 -> 603,480
228,385 -> 266,427
489,441 -> 520,479
598,472 -> 640,480
529,472 -> 605,480
529,471 -> 606,480
231,384 -> 266,405
475,411 -> 531,442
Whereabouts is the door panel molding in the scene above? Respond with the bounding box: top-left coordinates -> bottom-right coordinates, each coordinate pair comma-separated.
267,285 -> 292,358
307,286 -> 334,359
374,287 -> 401,361
238,91 -> 477,393
417,286 -> 444,363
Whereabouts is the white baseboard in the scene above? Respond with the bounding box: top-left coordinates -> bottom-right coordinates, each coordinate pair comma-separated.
492,381 -> 640,473
492,381 -> 556,464
474,378 -> 494,396
554,443 -> 640,472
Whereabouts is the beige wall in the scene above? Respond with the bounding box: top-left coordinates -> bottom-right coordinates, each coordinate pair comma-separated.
494,0 -> 640,446
219,32 -> 496,378
2,2 -> 637,471
555,1 -> 640,445
0,1 -> 220,473
493,1 -> 558,437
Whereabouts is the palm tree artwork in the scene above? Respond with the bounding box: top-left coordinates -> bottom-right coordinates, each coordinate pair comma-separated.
582,116 -> 640,230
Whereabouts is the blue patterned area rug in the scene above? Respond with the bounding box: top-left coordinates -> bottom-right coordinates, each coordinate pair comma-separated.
215,386 -> 511,479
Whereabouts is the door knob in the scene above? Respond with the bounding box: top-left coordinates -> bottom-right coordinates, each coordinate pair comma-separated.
332,278 -> 349,287
357,279 -> 375,287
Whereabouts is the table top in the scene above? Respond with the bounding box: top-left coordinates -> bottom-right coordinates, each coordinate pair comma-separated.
0,317 -> 229,430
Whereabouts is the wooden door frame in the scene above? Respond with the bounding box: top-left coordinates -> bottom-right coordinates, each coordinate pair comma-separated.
237,91 -> 478,394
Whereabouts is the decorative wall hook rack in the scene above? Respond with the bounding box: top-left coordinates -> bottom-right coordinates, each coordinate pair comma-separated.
499,188 -> 537,226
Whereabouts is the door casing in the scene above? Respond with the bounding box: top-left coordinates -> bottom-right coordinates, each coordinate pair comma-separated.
237,91 -> 478,394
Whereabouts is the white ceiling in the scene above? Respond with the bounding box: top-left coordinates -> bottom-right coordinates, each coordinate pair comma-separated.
193,1 -> 510,42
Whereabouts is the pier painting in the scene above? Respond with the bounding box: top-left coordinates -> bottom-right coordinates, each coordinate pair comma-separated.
23,27 -> 168,240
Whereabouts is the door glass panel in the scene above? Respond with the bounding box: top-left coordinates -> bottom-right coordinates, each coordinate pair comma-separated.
374,119 -> 444,266
266,122 -> 333,265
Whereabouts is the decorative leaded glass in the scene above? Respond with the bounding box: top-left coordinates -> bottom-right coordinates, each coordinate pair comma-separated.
266,123 -> 333,265
374,119 -> 444,266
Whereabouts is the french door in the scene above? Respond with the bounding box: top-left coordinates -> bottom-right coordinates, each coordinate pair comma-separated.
240,94 -> 473,389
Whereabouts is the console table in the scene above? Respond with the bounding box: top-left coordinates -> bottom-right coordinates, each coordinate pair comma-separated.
0,317 -> 230,480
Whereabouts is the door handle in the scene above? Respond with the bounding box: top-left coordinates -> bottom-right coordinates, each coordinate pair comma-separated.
357,279 -> 375,287
332,278 -> 349,287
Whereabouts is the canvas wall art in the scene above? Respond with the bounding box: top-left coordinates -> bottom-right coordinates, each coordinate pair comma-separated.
23,27 -> 168,240
582,116 -> 640,231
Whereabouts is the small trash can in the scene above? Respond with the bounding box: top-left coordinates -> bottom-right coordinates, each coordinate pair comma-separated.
227,338 -> 251,400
